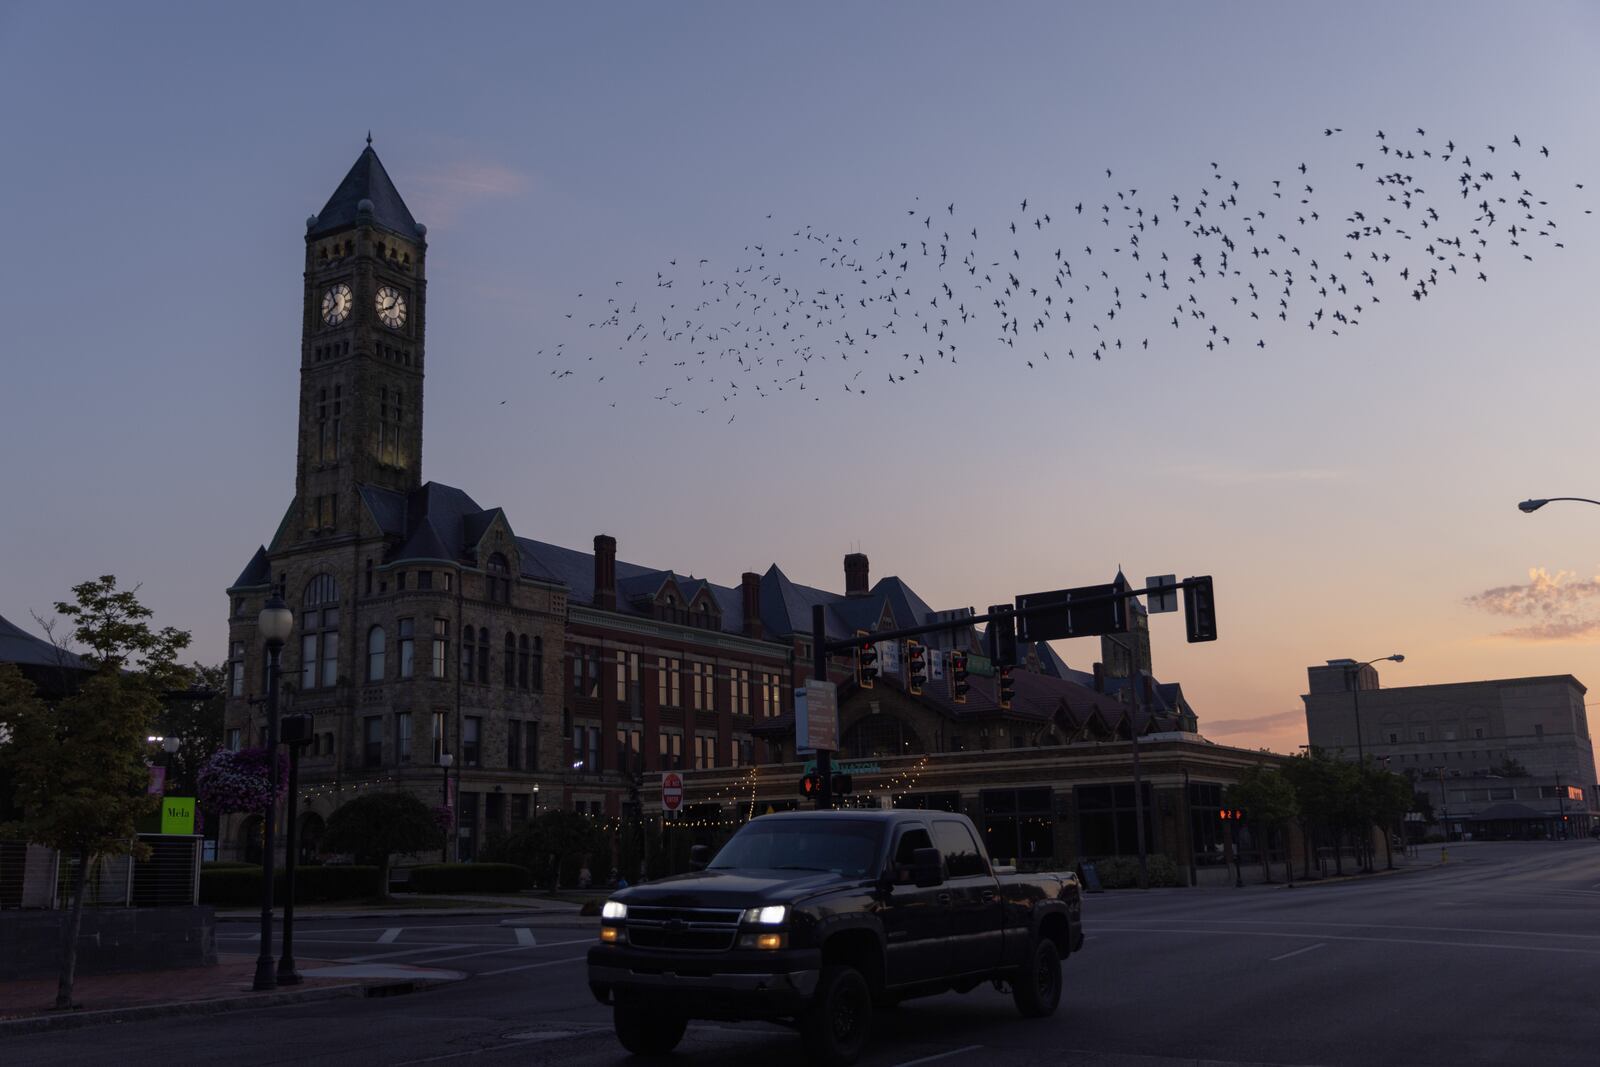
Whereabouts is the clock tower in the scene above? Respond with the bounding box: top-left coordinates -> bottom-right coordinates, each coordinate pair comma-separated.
293,142 -> 428,544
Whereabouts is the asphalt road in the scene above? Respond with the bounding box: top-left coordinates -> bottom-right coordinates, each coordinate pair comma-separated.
8,840 -> 1599,1067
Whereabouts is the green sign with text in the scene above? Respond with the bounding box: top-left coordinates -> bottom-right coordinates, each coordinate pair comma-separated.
161,796 -> 195,835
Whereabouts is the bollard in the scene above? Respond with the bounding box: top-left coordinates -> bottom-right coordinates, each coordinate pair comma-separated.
1441,847 -> 1448,864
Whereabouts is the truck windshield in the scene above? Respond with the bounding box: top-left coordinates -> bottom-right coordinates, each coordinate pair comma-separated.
709,818 -> 885,878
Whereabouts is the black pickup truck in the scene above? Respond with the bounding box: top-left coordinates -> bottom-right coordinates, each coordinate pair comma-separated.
587,809 -> 1083,1065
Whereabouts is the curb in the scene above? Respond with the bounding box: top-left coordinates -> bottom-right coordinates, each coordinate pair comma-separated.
1263,860 -> 1441,890
215,908 -> 540,920
0,981 -> 365,1036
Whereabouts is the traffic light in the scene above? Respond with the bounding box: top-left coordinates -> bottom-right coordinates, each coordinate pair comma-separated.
1184,575 -> 1217,643
997,666 -> 1015,710
832,773 -> 854,796
987,606 -> 1018,666
855,630 -> 878,689
799,772 -> 821,798
906,640 -> 926,695
950,650 -> 969,704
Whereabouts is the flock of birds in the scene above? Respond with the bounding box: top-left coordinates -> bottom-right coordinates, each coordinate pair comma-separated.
540,128 -> 1587,418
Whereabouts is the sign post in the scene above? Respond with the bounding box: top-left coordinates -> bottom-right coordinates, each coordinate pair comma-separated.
660,771 -> 683,814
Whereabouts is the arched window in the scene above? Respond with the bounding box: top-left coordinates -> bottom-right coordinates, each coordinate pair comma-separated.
300,575 -> 340,690
477,627 -> 490,684
367,626 -> 386,682
487,553 -> 511,603
461,622 -> 475,681
517,634 -> 530,689
504,632 -> 516,687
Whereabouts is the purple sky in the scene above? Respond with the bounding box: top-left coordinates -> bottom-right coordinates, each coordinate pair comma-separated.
4,2 -> 1600,753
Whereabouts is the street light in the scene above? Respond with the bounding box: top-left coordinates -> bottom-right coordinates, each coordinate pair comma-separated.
439,752 -> 454,861
1518,497 -> 1600,513
1348,654 -> 1405,763
253,593 -> 292,993
533,781 -> 541,814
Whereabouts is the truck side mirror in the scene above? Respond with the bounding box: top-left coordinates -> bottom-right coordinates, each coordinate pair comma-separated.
911,847 -> 944,888
689,844 -> 711,872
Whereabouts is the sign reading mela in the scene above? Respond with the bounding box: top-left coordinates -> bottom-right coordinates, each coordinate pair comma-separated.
161,796 -> 196,836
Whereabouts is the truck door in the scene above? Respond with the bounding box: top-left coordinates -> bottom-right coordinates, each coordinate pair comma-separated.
880,824 -> 946,987
932,818 -> 1004,974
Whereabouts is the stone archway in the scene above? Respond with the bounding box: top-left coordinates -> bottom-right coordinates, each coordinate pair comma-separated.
239,815 -> 264,865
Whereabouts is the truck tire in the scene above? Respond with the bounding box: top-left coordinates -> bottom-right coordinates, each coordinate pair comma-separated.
614,997 -> 688,1056
800,964 -> 873,1066
1012,937 -> 1062,1018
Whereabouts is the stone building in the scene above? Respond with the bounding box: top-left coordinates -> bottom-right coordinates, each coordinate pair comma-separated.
1302,660 -> 1598,839
222,146 -> 566,862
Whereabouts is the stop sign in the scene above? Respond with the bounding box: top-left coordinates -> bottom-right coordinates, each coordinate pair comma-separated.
661,771 -> 683,812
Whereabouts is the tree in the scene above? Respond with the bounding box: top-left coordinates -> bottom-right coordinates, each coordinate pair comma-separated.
1227,765 -> 1299,884
321,791 -> 439,895
153,663 -> 226,795
485,810 -> 609,889
1360,761 -> 1413,870
0,576 -> 190,1010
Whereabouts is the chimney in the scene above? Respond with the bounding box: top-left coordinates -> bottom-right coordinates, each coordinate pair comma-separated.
844,552 -> 870,597
741,572 -> 763,639
1092,662 -> 1105,694
593,534 -> 617,610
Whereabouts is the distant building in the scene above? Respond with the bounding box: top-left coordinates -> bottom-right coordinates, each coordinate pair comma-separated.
0,613 -> 92,698
1302,660 -> 1598,839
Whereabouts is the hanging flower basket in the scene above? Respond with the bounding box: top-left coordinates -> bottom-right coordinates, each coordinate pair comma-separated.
197,746 -> 288,813
432,804 -> 455,833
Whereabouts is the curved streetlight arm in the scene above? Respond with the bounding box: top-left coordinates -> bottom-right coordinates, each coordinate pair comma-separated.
1519,497 -> 1600,513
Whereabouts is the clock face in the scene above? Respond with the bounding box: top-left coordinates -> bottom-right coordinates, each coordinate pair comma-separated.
376,286 -> 407,329
321,283 -> 353,326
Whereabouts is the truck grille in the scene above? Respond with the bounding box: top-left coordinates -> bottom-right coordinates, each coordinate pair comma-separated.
625,905 -> 742,952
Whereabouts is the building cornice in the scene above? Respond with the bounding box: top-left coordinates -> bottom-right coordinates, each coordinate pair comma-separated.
570,604 -> 788,658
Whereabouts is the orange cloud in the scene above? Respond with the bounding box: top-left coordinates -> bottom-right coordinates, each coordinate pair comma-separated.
1465,567 -> 1600,642
1204,709 -> 1304,735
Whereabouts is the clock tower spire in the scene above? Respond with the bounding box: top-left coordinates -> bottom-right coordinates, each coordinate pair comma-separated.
292,143 -> 428,544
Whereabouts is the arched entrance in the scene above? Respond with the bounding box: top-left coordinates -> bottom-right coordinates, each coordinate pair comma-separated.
298,812 -> 325,863
239,815 -> 264,865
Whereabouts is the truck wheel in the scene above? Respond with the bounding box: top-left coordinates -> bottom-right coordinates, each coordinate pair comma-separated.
800,965 -> 873,1066
1013,938 -> 1062,1018
614,998 -> 688,1056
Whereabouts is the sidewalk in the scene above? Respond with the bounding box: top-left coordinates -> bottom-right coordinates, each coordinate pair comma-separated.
215,892 -> 596,923
0,953 -> 464,1034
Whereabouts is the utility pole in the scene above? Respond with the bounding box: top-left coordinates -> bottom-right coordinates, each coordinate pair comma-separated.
812,604 -> 831,811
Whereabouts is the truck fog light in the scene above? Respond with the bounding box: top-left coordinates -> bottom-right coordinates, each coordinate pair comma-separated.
599,926 -> 621,943
739,932 -> 786,949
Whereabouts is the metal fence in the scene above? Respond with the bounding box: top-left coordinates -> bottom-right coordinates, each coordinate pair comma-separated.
0,835 -> 201,909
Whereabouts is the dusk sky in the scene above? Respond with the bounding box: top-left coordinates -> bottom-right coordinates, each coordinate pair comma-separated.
4,2 -> 1600,755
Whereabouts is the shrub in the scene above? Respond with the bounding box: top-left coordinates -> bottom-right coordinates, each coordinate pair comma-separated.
404,863 -> 530,893
199,863 -> 382,905
1083,854 -> 1184,889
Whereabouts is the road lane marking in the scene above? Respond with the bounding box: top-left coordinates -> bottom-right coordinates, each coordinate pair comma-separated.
515,927 -> 536,946
1094,925 -> 1600,955
891,1045 -> 986,1067
379,928 -> 403,944
342,943 -> 471,963
477,954 -> 589,976
1107,917 -> 1600,942
1268,943 -> 1326,962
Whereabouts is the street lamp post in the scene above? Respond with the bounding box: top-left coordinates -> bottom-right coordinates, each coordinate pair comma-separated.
278,714 -> 312,986
1347,654 -> 1405,764
252,594 -> 293,993
439,752 -> 455,861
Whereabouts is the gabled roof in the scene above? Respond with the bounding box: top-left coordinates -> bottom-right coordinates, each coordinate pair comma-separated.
229,545 -> 272,591
308,145 -> 420,239
0,613 -> 91,672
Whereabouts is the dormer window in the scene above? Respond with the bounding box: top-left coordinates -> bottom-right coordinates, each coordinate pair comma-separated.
487,553 -> 511,603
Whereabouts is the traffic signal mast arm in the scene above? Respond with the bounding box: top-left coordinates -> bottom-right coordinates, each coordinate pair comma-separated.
815,576 -> 1216,657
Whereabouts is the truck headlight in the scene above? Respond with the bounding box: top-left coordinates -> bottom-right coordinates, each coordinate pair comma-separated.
742,905 -> 786,925
602,900 -> 627,920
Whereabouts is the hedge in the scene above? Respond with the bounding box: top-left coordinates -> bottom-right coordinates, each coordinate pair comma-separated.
401,863 -> 530,893
199,864 -> 383,905
1084,854 -> 1184,889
